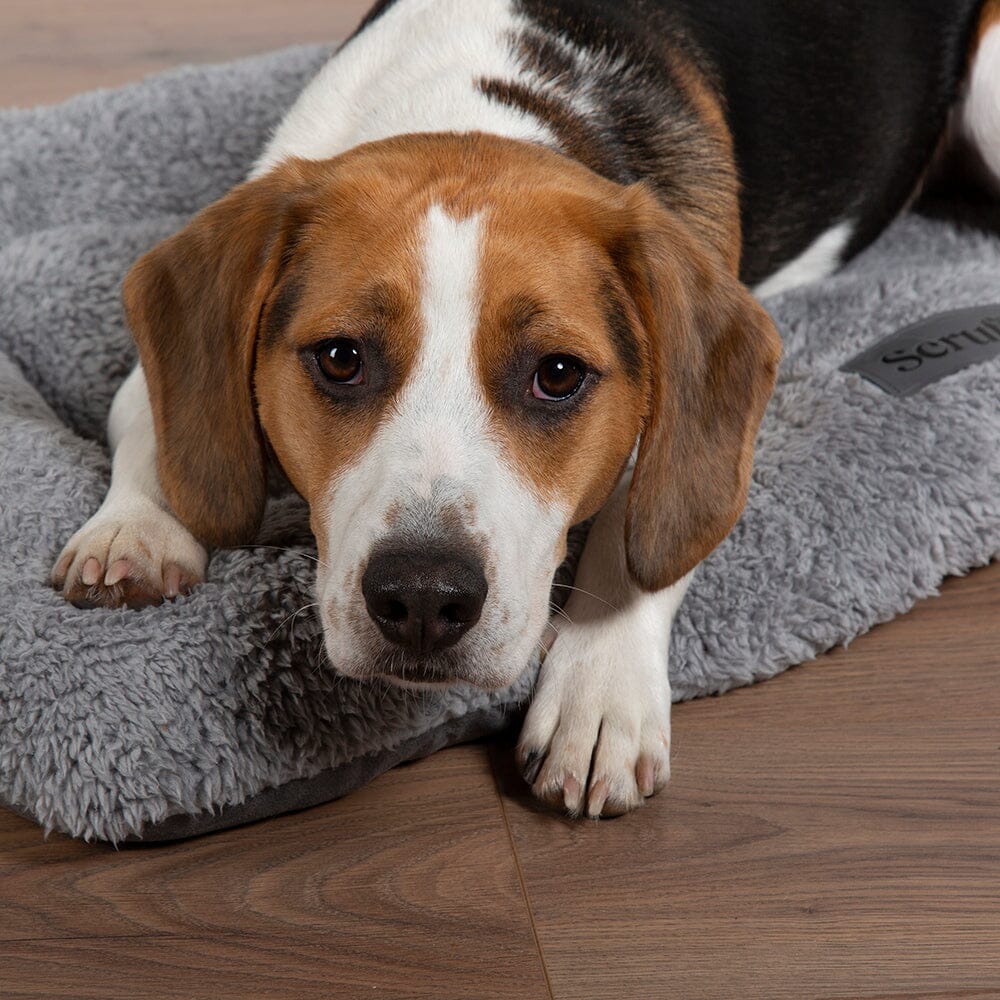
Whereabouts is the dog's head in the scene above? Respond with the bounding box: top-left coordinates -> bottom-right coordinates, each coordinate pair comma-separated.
124,133 -> 780,688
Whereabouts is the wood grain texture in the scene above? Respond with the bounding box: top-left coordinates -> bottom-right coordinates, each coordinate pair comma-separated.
0,747 -> 552,999
0,0 -> 373,108
493,562 -> 1000,1000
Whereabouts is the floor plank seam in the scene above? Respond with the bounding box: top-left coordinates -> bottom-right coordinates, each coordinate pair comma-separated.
491,770 -> 556,1000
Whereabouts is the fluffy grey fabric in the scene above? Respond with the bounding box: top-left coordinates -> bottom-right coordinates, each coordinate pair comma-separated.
1,47 -> 998,843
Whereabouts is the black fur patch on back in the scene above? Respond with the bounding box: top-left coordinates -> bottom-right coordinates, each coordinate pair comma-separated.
513,0 -> 984,285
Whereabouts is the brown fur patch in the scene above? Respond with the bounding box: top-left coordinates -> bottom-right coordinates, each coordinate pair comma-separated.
475,193 -> 647,523
615,186 -> 783,591
600,275 -> 643,382
123,161 -> 323,547
125,154 -> 425,550
256,233 -> 422,512
976,0 -> 1000,47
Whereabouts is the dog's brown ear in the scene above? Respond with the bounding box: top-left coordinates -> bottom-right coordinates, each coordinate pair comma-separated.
123,162 -> 317,548
612,185 -> 782,592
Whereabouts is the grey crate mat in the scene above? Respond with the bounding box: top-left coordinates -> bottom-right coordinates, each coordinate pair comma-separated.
1,46 -> 998,843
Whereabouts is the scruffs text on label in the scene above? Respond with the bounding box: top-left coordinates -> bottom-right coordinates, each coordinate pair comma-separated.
841,304 -> 1000,396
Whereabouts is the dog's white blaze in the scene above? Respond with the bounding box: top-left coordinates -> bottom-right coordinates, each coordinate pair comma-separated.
318,204 -> 567,686
960,23 -> 1000,192
408,206 -> 488,481
753,221 -> 854,299
253,0 -> 552,175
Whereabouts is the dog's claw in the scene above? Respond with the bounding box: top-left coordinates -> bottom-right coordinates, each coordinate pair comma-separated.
104,559 -> 131,587
562,774 -> 584,815
636,755 -> 657,797
80,557 -> 103,586
585,778 -> 610,818
519,749 -> 545,785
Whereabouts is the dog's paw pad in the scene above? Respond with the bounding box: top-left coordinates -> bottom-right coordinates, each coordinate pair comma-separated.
52,505 -> 207,610
518,644 -> 671,818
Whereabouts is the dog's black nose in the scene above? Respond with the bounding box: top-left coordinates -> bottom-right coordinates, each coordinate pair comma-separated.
362,550 -> 488,655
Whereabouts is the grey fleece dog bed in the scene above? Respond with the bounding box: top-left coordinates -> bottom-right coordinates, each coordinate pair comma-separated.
2,46 -> 999,844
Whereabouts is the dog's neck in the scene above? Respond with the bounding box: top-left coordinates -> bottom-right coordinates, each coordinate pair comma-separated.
253,0 -> 553,176
253,0 -> 738,272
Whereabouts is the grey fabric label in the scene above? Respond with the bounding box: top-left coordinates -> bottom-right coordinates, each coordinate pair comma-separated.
841,304 -> 1000,396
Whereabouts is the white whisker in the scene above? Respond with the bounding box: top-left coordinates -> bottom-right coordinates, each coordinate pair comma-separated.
265,602 -> 319,645
548,601 -> 574,626
550,582 -> 621,613
230,543 -> 330,571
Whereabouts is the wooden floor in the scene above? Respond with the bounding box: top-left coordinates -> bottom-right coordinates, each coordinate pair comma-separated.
2,3 -> 999,997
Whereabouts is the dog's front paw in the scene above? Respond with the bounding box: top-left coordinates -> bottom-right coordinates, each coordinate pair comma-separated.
517,622 -> 672,818
51,501 -> 207,609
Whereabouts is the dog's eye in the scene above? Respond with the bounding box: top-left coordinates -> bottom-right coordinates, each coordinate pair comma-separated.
532,355 -> 586,401
316,338 -> 364,385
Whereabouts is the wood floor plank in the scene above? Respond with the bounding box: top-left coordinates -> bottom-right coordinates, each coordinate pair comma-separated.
493,562 -> 1000,1000
0,746 -> 551,1000
0,933 -> 544,1000
0,0 -> 374,108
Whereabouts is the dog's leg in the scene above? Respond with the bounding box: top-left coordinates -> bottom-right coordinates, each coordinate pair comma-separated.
518,471 -> 691,818
51,366 -> 207,608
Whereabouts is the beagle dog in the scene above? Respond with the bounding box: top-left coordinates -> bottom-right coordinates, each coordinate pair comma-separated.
52,0 -> 1000,817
